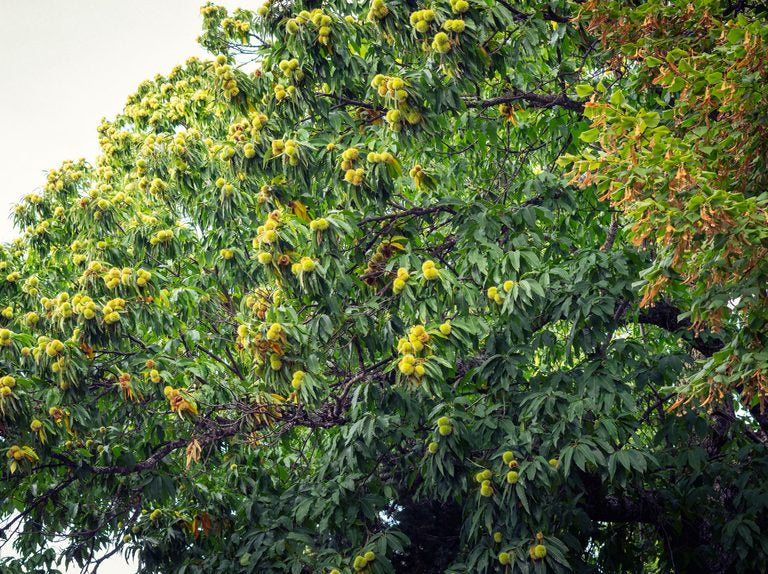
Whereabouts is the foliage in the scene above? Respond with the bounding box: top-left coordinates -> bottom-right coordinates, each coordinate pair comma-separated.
1,1 -> 767,573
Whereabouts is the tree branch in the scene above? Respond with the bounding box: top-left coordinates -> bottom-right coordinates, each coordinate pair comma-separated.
494,0 -> 571,23
580,471 -> 660,523
637,300 -> 724,357
359,205 -> 455,226
466,89 -> 585,113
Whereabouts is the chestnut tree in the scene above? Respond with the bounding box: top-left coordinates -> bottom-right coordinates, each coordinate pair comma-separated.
2,0 -> 768,572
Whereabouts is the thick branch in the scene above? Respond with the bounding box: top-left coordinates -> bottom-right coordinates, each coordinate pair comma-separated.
601,214 -> 620,251
195,341 -> 244,380
467,90 -> 585,113
359,205 -> 455,226
580,471 -> 660,523
90,423 -> 241,475
48,422 -> 241,477
0,476 -> 78,542
321,89 -> 586,118
749,407 -> 768,442
494,0 -> 571,23
637,300 -> 724,357
334,357 -> 392,416
635,302 -> 768,439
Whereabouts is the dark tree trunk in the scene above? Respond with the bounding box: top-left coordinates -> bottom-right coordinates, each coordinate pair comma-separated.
389,497 -> 463,573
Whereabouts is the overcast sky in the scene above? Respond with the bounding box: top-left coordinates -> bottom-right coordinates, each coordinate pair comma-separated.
0,1 -> 244,571
0,0 -> 244,243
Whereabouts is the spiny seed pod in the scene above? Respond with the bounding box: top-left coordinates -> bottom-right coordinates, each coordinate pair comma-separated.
300,257 -> 316,272
451,0 -> 470,13
310,218 -> 330,231
444,19 -> 465,32
423,265 -> 439,280
432,32 -> 451,53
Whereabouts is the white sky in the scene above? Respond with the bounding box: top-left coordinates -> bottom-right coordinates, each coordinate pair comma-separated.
0,0 -> 245,243
0,1 -> 246,571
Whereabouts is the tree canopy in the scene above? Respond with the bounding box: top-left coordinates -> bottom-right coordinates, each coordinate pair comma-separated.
1,1 -> 768,572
